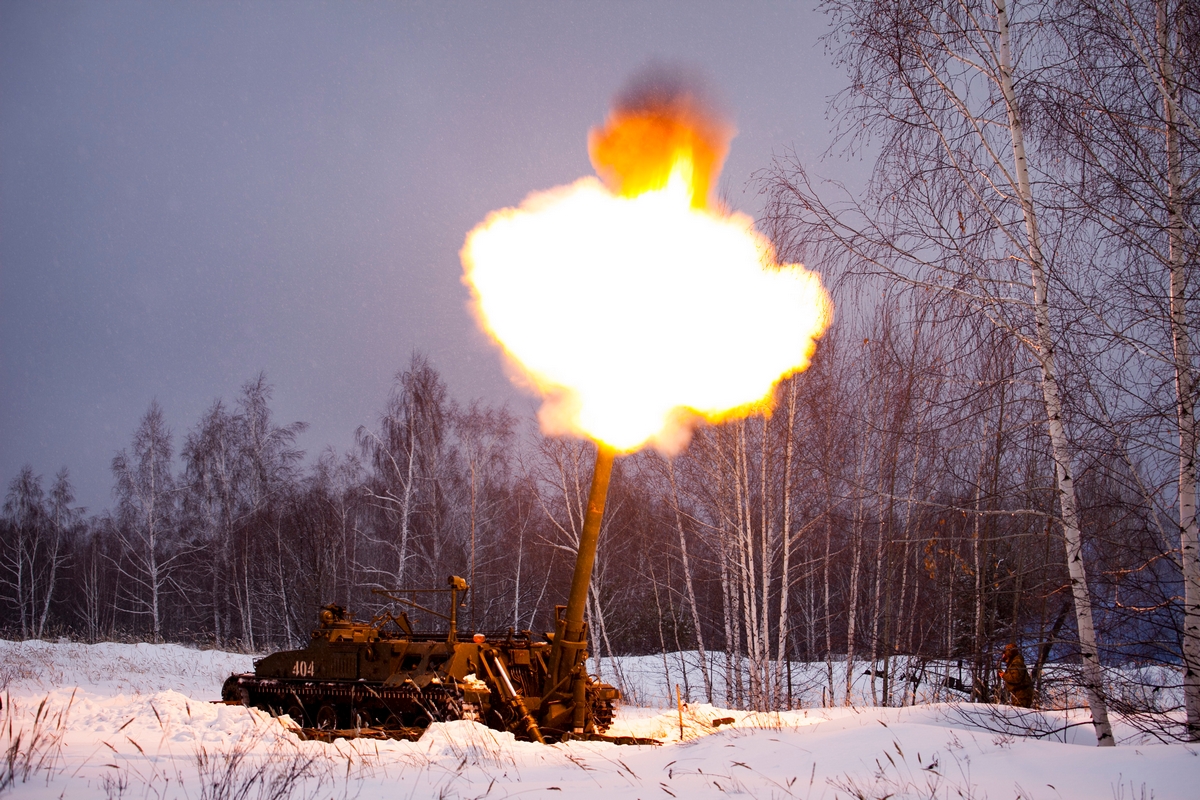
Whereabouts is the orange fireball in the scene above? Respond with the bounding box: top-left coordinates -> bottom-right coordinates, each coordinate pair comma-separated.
462,77 -> 831,454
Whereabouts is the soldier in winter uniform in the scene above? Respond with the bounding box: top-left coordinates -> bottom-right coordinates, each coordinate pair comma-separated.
998,642 -> 1034,707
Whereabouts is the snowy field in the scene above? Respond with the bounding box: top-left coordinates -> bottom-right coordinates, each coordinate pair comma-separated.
1,640 -> 1196,799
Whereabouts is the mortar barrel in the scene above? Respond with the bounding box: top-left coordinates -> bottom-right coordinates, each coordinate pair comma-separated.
562,445 -> 616,647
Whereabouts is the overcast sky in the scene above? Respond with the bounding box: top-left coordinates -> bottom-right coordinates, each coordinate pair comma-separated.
1,1 -> 856,513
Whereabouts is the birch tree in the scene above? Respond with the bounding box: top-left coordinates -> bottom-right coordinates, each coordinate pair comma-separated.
180,377 -> 307,647
662,455 -> 714,701
236,374 -> 308,644
0,467 -> 51,637
111,401 -> 182,642
357,354 -> 449,590
452,401 -> 516,630
1042,0 -> 1200,741
763,0 -> 1114,743
181,400 -> 241,645
41,469 -> 80,637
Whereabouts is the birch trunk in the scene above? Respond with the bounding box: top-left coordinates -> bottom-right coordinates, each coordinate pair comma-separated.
16,531 -> 28,638
1156,0 -> 1200,742
972,479 -> 986,701
669,460 -> 712,701
397,425 -> 416,587
719,518 -> 736,706
513,511 -> 524,631
895,433 -> 922,687
845,376 -> 874,706
995,0 -> 1114,745
824,487 -> 835,706
807,559 -> 816,662
734,423 -> 761,707
36,516 -> 62,639
146,453 -> 162,643
869,511 -> 884,706
844,516 -> 862,705
760,419 -> 771,707
776,379 -> 798,708
242,547 -> 255,650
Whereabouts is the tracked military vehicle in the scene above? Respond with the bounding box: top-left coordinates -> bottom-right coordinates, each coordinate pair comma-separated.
223,447 -> 633,744
221,576 -> 618,742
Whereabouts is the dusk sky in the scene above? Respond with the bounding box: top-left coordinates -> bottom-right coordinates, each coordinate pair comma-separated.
1,1 -> 855,513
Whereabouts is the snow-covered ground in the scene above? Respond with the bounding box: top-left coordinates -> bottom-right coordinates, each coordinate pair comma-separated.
1,641 -> 1195,799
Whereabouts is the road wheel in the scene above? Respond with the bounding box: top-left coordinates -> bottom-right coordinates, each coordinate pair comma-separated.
284,704 -> 307,726
315,703 -> 338,731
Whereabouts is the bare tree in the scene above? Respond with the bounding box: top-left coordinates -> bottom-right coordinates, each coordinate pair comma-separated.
236,374 -> 308,645
111,401 -> 183,642
1040,0 -> 1200,740
452,400 -> 516,630
75,525 -> 116,642
357,354 -> 450,590
309,448 -> 365,612
181,400 -> 241,645
0,467 -> 73,638
40,470 -> 80,637
652,452 -> 714,701
179,376 -> 306,647
761,0 -> 1115,743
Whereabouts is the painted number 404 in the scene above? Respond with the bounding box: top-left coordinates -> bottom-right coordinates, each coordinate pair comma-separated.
292,661 -> 315,677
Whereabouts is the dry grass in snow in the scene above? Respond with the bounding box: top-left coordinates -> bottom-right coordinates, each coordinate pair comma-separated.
0,640 -> 1195,799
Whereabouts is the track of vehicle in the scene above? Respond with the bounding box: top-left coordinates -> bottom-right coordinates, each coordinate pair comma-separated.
223,672 -> 625,742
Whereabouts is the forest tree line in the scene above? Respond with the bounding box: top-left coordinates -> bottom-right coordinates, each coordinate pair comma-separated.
2,0 -> 1197,743
0,329 -> 1187,731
